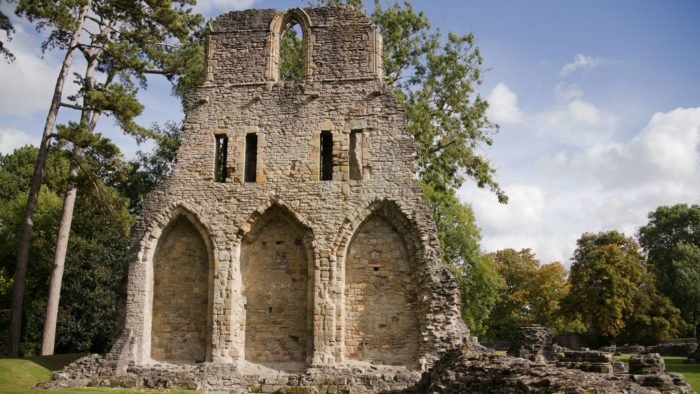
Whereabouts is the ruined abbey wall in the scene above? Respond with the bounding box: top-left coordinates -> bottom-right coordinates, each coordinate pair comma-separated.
115,6 -> 470,373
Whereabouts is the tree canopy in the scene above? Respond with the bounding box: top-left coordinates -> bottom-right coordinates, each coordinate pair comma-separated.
638,204 -> 700,336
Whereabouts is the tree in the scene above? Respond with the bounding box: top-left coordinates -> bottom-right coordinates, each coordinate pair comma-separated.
421,182 -> 501,336
7,0 -> 91,357
638,204 -> 700,336
116,121 -> 182,214
485,248 -> 539,339
620,271 -> 689,344
421,182 -> 481,268
484,249 -> 574,340
1,146 -> 133,356
527,262 -> 571,333
8,0 -> 203,356
454,255 -> 502,338
670,241 -> 700,336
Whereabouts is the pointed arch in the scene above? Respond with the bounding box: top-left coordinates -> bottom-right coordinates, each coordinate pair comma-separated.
138,202 -> 216,364
336,199 -> 423,366
335,199 -> 423,261
267,8 -> 313,82
239,200 -> 316,369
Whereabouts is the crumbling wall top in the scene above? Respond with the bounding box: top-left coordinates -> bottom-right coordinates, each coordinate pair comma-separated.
205,7 -> 383,85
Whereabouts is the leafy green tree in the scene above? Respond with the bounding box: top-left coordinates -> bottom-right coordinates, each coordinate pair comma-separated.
422,182 -> 481,268
0,146 -> 132,356
620,271 -> 689,344
485,248 -> 539,339
639,204 -> 700,336
564,232 -> 646,342
670,241 -> 700,336
453,255 -> 503,338
422,182 -> 501,336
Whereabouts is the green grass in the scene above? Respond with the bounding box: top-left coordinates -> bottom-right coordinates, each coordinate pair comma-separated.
0,354 -> 194,393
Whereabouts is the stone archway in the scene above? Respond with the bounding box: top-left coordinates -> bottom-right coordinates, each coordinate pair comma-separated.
342,203 -> 420,366
240,205 -> 313,368
151,215 -> 211,363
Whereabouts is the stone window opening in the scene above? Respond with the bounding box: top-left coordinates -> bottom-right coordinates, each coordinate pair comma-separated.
215,134 -> 228,183
245,133 -> 257,183
320,131 -> 333,181
268,9 -> 312,82
349,130 -> 363,180
280,23 -> 303,82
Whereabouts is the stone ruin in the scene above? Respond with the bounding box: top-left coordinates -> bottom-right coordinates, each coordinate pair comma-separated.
507,324 -> 558,362
42,7 -> 696,393
50,5 -> 469,392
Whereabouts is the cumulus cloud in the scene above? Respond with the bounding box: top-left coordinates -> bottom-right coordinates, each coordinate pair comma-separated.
532,99 -> 616,146
486,82 -> 524,124
558,107 -> 700,187
0,128 -> 40,154
486,82 -> 615,145
560,54 -> 603,76
458,183 -> 545,235
193,0 -> 260,15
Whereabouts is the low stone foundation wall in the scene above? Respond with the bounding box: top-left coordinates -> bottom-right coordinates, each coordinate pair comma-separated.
38,354 -> 423,393
645,339 -> 698,357
40,345 -> 695,393
556,350 -> 626,373
393,348 -> 693,394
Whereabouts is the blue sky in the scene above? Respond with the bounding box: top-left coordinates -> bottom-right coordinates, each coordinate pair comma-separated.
1,0 -> 699,267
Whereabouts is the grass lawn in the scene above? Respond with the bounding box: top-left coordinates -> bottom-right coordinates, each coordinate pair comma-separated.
0,354 -> 194,393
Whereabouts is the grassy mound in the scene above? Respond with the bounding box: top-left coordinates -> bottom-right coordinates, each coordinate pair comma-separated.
0,354 -> 193,393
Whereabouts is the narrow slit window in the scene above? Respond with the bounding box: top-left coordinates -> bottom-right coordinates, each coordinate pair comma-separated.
320,131 -> 333,181
215,135 -> 228,183
349,130 -> 363,180
245,133 -> 257,183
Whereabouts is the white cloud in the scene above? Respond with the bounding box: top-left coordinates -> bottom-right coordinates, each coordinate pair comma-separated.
533,99 -> 616,146
193,0 -> 261,15
485,82 -> 616,146
635,108 -> 700,176
0,25 -> 60,116
556,107 -> 700,187
560,54 -> 603,76
0,128 -> 40,154
459,183 -> 544,235
554,82 -> 583,102
486,82 -> 524,124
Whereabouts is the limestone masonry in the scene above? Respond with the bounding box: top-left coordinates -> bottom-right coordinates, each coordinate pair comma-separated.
110,6 -> 470,376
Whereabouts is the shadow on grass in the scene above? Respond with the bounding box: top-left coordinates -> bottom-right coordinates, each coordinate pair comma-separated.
23,353 -> 87,371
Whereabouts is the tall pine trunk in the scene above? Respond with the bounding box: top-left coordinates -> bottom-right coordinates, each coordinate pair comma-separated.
39,147 -> 82,355
8,1 -> 91,357
40,52 -> 101,355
